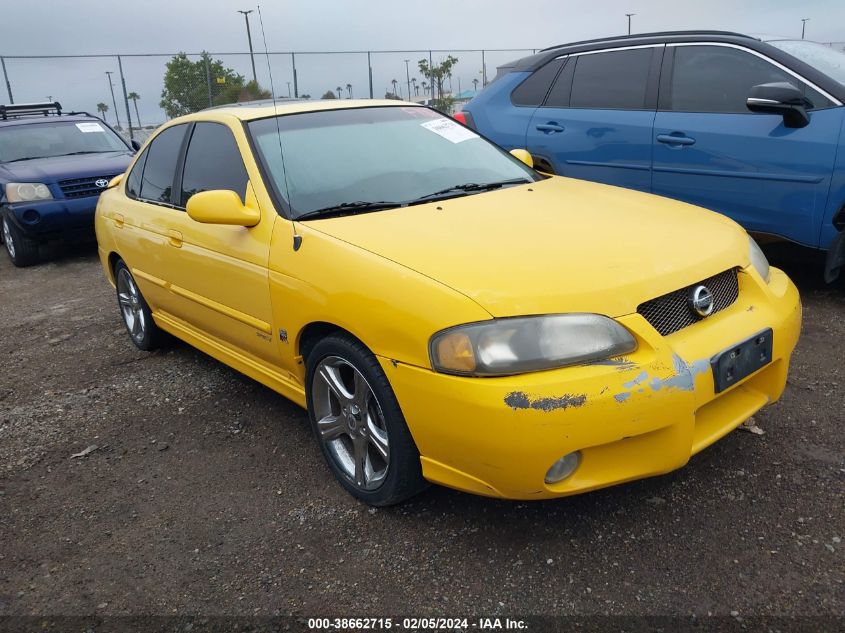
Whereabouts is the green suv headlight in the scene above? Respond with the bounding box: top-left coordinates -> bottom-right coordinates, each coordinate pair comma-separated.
430,314 -> 637,377
5,182 -> 53,203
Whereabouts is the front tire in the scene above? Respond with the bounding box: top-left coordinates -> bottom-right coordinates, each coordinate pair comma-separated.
113,259 -> 167,351
2,213 -> 41,267
306,334 -> 427,506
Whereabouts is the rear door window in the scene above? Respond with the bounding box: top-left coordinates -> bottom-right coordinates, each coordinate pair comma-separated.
137,124 -> 187,205
569,48 -> 654,109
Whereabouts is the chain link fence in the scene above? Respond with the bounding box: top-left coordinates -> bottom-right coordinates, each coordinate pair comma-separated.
0,49 -> 536,142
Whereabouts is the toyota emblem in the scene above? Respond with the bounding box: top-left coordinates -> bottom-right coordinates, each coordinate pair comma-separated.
688,285 -> 715,318
95,178 -> 109,188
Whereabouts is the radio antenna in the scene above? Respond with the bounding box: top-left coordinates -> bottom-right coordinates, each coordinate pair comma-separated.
256,4 -> 300,250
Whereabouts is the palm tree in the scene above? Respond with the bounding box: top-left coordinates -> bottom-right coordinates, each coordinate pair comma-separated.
96,102 -> 109,119
411,77 -> 418,96
336,86 -> 343,99
127,91 -> 141,128
391,79 -> 398,98
421,81 -> 428,97
346,83 -> 352,98
472,78 -> 479,92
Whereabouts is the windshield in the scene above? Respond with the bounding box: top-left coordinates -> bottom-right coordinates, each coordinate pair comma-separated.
0,119 -> 128,162
247,106 -> 538,218
768,40 -> 845,86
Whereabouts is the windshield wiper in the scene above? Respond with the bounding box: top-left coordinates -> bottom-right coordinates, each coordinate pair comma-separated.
296,200 -> 402,221
409,178 -> 532,204
4,156 -> 48,163
58,150 -> 123,156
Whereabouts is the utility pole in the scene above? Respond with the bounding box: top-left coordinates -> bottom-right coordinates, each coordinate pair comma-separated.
105,71 -> 121,128
286,81 -> 291,98
801,18 -> 810,39
404,59 -> 411,103
626,13 -> 635,35
238,9 -> 257,83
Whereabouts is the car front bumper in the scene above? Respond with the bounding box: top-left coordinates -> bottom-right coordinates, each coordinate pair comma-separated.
381,267 -> 801,500
3,196 -> 100,241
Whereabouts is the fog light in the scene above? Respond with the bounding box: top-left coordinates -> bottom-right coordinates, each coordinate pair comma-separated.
544,451 -> 581,484
22,209 -> 41,224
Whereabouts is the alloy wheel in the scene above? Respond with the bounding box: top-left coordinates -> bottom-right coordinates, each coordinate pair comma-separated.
311,356 -> 390,491
2,218 -> 15,259
117,267 -> 146,344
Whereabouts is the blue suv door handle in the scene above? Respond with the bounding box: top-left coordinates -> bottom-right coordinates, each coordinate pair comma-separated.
536,122 -> 565,134
657,133 -> 696,147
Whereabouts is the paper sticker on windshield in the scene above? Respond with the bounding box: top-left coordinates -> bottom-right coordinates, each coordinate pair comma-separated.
420,118 -> 478,143
76,122 -> 105,133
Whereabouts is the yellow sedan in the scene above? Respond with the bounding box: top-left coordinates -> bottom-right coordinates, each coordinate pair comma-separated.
95,100 -> 801,505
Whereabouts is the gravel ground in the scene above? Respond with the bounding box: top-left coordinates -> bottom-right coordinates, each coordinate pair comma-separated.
0,243 -> 843,628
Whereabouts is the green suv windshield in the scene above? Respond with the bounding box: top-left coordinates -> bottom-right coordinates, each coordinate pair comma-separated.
247,106 -> 538,218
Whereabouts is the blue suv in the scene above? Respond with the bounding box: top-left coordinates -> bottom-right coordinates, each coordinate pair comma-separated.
460,31 -> 845,281
1,102 -> 136,266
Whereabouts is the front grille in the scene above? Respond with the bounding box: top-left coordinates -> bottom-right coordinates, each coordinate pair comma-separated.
58,174 -> 118,199
637,269 -> 739,337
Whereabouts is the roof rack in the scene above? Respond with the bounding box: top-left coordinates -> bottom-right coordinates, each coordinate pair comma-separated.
540,30 -> 755,52
0,101 -> 63,120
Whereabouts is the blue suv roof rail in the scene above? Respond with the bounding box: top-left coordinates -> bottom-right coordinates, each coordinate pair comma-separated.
0,101 -> 63,120
539,30 -> 756,53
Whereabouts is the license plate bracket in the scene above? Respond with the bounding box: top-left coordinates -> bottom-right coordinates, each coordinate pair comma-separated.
710,328 -> 774,394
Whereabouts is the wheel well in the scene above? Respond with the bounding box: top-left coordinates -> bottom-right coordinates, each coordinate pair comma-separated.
298,322 -> 357,364
532,155 -> 556,175
834,203 -> 845,232
107,252 -> 122,283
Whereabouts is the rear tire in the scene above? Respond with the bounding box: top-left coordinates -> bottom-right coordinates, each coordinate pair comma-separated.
306,333 -> 427,506
2,213 -> 41,267
113,259 -> 168,351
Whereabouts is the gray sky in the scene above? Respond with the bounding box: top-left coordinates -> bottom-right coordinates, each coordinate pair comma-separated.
2,0 -> 843,124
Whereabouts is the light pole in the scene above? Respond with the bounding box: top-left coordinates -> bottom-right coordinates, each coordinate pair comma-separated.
404,59 -> 411,102
104,71 -> 120,128
801,18 -> 810,39
286,82 -> 291,98
626,13 -> 635,35
238,9 -> 257,83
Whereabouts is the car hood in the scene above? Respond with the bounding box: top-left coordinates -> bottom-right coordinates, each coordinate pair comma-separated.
0,151 -> 134,183
303,176 -> 750,318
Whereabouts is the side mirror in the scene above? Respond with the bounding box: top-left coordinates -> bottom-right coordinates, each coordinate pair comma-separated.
186,190 -> 259,227
130,139 -> 142,151
746,82 -> 812,128
509,148 -> 534,168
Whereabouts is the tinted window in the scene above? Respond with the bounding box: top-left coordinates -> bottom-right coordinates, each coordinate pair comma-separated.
511,58 -> 566,106
125,148 -> 147,198
0,120 -> 127,163
180,123 -> 249,207
570,48 -> 653,110
138,124 -> 187,204
668,45 -> 831,113
545,58 -> 576,108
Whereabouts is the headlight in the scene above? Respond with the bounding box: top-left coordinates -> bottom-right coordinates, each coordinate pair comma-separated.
5,182 -> 53,203
430,314 -> 637,376
748,236 -> 770,283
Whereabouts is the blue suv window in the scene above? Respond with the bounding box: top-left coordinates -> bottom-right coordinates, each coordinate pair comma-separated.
570,48 -> 654,110
665,45 -> 833,113
510,57 -> 566,107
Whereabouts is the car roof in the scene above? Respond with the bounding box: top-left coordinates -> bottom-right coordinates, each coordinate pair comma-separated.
186,99 -> 418,122
498,30 -> 845,103
0,113 -> 104,127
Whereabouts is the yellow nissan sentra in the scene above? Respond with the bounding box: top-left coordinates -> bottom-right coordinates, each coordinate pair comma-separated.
95,100 -> 801,505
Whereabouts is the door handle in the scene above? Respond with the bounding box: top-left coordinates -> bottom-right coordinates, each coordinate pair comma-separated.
536,123 -> 565,134
167,229 -> 183,248
113,213 -> 125,228
656,133 -> 696,146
